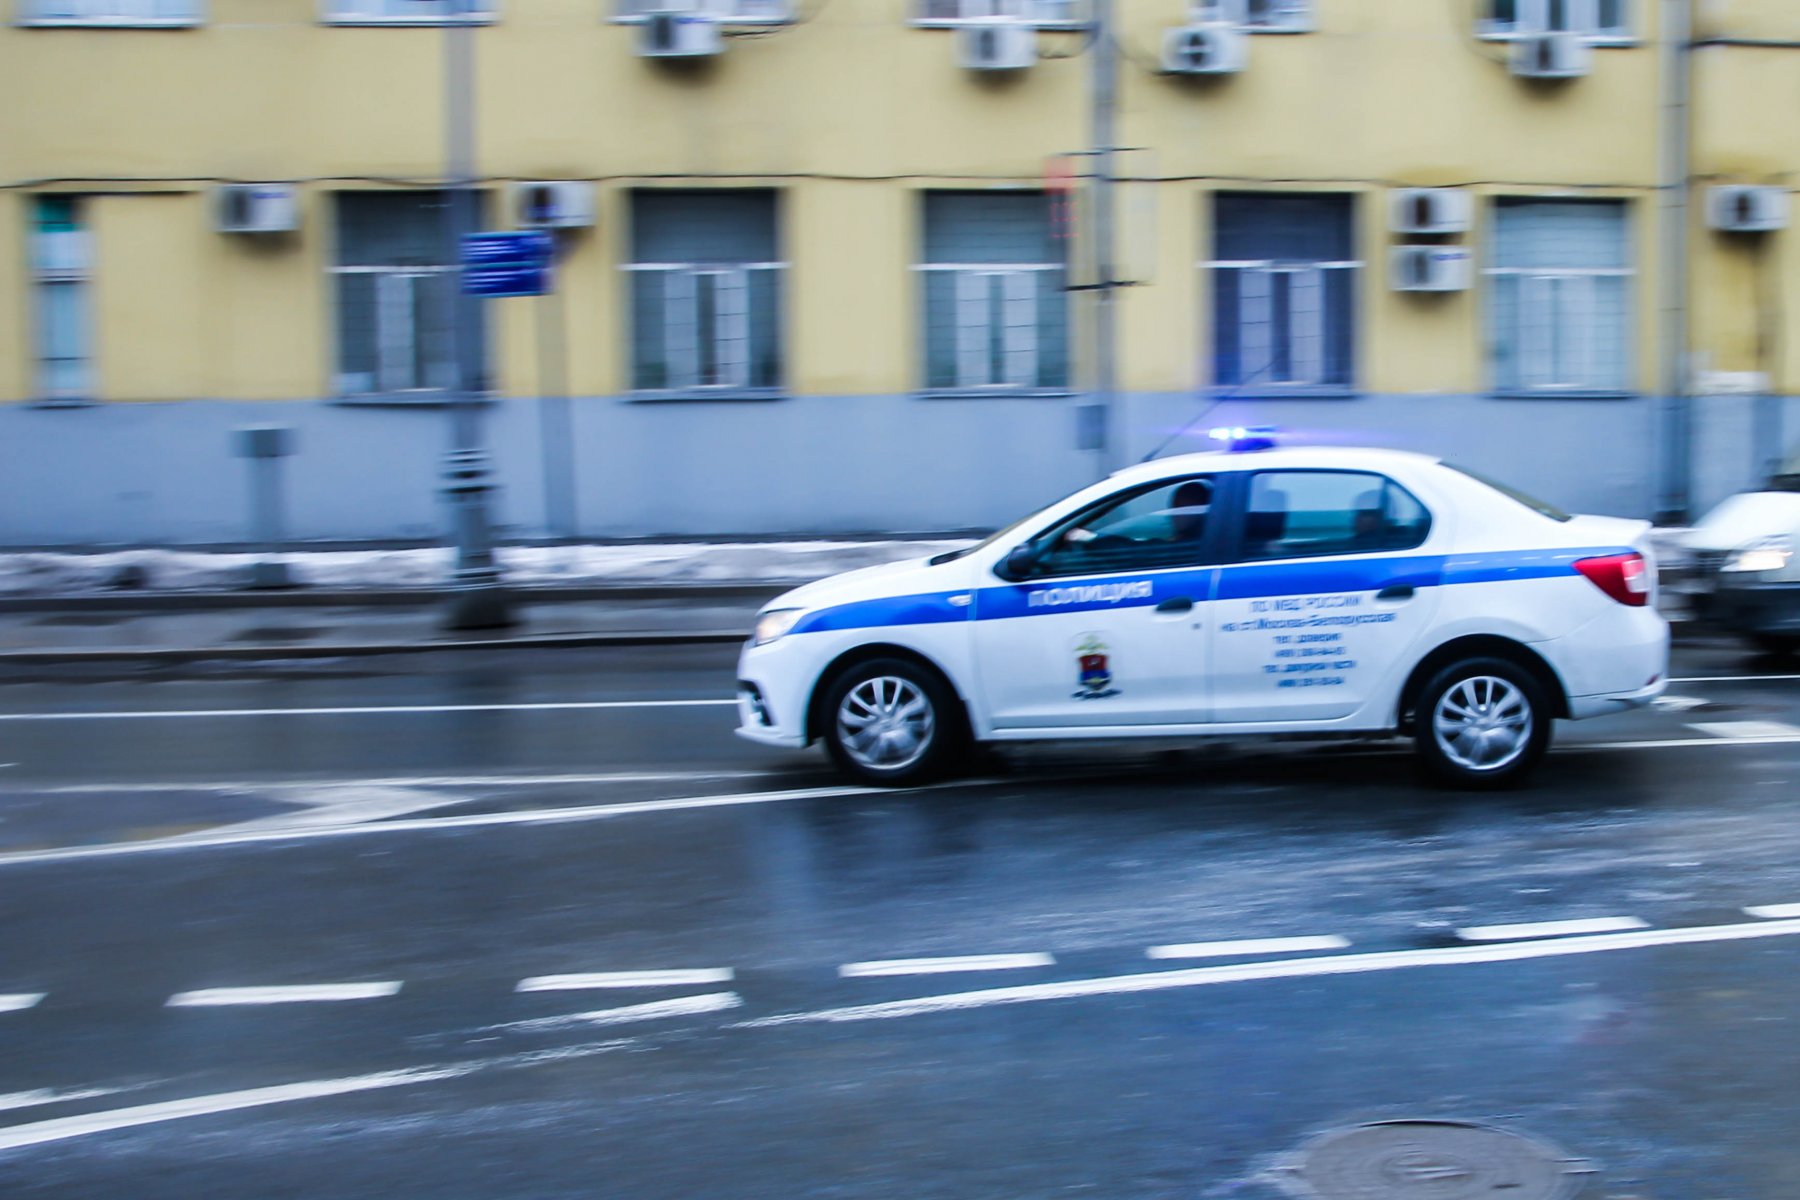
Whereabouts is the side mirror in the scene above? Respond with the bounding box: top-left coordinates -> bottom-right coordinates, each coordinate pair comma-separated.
1000,542 -> 1041,581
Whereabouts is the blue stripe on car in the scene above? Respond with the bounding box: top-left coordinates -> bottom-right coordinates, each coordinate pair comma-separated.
784,546 -> 1637,637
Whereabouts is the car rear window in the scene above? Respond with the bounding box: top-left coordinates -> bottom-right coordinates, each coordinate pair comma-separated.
1443,463 -> 1572,523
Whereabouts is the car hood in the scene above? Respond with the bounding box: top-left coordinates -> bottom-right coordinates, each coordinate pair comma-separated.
1684,491 -> 1800,552
760,555 -> 977,616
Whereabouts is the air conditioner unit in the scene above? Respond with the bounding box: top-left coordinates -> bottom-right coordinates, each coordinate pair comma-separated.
1511,31 -> 1591,79
639,10 -> 722,58
1391,245 -> 1473,292
215,184 -> 299,235
1389,188 -> 1472,235
1708,185 -> 1790,234
958,18 -> 1036,71
515,182 -> 596,230
1161,23 -> 1247,74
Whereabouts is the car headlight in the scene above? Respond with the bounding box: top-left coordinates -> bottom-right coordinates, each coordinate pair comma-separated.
1723,535 -> 1793,574
752,608 -> 805,647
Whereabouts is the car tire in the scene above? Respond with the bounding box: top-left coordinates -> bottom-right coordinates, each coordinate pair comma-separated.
821,658 -> 966,787
1414,657 -> 1552,790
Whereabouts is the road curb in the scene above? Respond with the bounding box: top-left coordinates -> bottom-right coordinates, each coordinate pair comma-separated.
0,628 -> 750,664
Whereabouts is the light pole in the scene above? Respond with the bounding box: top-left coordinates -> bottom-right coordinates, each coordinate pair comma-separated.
1088,0 -> 1121,476
439,0 -> 514,629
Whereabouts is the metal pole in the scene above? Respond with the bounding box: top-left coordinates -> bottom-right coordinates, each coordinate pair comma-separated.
1089,0 -> 1119,476
538,235 -> 577,539
439,0 -> 514,629
1655,0 -> 1693,524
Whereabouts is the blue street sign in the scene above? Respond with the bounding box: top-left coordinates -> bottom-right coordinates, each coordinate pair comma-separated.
461,231 -> 554,296
464,265 -> 551,298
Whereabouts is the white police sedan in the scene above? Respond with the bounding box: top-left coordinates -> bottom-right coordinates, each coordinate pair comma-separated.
736,444 -> 1668,789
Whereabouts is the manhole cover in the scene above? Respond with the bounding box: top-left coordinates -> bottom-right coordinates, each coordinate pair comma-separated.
1283,1120 -> 1593,1200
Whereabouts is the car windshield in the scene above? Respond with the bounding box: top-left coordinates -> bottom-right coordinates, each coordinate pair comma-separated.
1443,462 -> 1572,523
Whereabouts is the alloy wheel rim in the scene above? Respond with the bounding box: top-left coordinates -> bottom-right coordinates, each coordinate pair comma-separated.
1432,675 -> 1532,771
837,676 -> 935,771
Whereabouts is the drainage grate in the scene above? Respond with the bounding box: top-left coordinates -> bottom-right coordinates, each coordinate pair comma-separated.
1281,1120 -> 1594,1200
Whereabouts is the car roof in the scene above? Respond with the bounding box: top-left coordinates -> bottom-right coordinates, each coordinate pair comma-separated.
1112,445 -> 1445,487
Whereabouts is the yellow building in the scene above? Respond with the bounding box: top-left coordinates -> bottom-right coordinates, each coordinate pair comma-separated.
0,0 -> 1794,543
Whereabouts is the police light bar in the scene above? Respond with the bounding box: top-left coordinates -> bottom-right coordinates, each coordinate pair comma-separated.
1208,425 -> 1278,452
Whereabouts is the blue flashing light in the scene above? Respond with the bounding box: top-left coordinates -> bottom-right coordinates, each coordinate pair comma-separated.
1208,425 -> 1278,453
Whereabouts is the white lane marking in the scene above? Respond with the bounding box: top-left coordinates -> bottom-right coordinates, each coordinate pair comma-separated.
838,954 -> 1055,978
1688,720 -> 1800,740
488,992 -> 742,1035
0,1087 -> 130,1114
19,770 -> 765,796
1456,916 -> 1649,942
0,994 -> 45,1013
737,918 -> 1800,1028
0,784 -> 888,869
1745,903 -> 1800,920
0,699 -> 737,722
1146,935 -> 1351,960
516,969 -> 735,992
1567,733 -> 1800,751
160,786 -> 470,841
1672,674 -> 1800,684
166,983 -> 402,1007
1650,694 -> 1708,712
0,1038 -> 634,1154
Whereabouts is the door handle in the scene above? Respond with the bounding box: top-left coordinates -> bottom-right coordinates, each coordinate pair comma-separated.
1155,596 -> 1194,614
1375,584 -> 1415,602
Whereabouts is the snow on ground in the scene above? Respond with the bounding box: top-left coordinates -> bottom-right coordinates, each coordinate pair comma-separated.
0,540 -> 978,596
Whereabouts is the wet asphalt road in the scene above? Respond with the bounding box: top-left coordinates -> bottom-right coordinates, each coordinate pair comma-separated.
0,637 -> 1798,1198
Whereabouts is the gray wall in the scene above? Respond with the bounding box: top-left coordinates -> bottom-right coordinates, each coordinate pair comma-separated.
0,392 -> 1788,546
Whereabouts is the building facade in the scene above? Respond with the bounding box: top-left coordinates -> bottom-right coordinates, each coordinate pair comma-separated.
1,0 -> 1796,545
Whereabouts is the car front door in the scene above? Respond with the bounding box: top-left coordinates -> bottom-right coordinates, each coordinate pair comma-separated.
973,475 -> 1220,730
1208,469 -> 1443,723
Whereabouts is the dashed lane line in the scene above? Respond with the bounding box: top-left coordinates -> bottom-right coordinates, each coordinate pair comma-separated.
0,699 -> 738,722
166,983 -> 402,1007
838,954 -> 1055,978
1746,903 -> 1800,920
0,994 -> 44,1013
0,1038 -> 637,1154
0,1087 -> 133,1115
1687,720 -> 1800,740
1456,916 -> 1649,942
517,969 -> 735,992
12,770 -> 769,796
1671,674 -> 1800,684
738,918 -> 1800,1028
1147,935 -> 1351,960
482,993 -> 743,1035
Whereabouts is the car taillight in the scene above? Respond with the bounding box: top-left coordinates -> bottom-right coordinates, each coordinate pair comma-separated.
1574,552 -> 1651,607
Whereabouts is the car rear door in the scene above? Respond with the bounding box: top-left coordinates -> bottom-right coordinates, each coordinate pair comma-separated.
1207,468 -> 1443,723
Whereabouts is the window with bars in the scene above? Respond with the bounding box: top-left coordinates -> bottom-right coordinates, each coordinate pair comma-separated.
323,0 -> 492,24
1208,193 -> 1357,392
1486,199 -> 1633,395
330,192 -> 484,399
612,0 -> 790,20
921,192 -> 1069,393
628,191 -> 783,395
911,0 -> 1087,27
31,197 -> 94,403
1477,0 -> 1633,42
17,0 -> 200,24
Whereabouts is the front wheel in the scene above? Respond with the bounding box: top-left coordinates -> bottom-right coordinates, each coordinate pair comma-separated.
822,658 -> 965,787
1414,657 -> 1552,790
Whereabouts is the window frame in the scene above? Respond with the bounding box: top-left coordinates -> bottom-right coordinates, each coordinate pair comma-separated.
15,0 -> 203,27
1483,198 -> 1636,400
1475,0 -> 1636,46
320,0 -> 494,27
1191,0 -> 1315,35
908,0 -> 1089,30
608,0 -> 791,24
29,197 -> 95,406
1222,469 -> 1434,565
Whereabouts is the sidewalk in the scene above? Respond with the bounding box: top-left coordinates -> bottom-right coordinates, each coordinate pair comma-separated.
0,532 -> 1697,664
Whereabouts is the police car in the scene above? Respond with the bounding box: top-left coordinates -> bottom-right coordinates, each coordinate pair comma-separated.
736,438 -> 1669,789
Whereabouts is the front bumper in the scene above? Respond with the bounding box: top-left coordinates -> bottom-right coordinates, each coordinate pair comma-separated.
1690,577 -> 1800,636
734,678 -> 808,749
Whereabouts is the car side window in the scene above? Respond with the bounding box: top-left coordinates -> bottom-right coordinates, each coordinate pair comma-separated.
1027,476 -> 1217,578
1238,471 -> 1431,561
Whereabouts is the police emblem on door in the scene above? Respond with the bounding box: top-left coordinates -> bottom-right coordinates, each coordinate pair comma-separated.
1074,633 -> 1120,700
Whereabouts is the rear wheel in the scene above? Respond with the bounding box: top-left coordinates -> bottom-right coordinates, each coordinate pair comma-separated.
821,658 -> 965,787
1414,657 -> 1551,789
